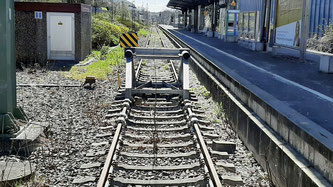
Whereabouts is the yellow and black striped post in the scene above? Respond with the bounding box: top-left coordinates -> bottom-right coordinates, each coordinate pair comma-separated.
120,32 -> 138,48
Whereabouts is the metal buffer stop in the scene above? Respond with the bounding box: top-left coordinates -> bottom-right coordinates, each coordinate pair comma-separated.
124,48 -> 191,99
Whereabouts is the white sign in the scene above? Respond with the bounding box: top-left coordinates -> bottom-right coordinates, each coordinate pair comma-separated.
35,11 -> 43,19
276,20 -> 301,47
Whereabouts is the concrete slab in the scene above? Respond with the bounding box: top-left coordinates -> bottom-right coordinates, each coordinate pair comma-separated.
210,150 -> 229,159
120,151 -> 198,158
198,124 -> 215,131
122,141 -> 194,148
12,122 -> 46,141
116,162 -> 201,170
85,150 -> 106,157
73,176 -> 96,184
0,161 -> 35,182
215,162 -> 236,173
96,133 -> 112,138
80,162 -> 101,169
202,132 -> 220,139
91,141 -> 109,147
112,176 -> 206,186
221,175 -> 244,185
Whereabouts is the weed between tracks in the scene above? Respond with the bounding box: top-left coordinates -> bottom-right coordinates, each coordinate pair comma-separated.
138,28 -> 150,37
190,86 -> 210,99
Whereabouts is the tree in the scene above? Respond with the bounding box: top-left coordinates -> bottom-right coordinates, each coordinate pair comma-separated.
91,0 -> 108,14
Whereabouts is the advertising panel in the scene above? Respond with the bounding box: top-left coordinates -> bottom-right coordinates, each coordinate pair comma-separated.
275,0 -> 302,47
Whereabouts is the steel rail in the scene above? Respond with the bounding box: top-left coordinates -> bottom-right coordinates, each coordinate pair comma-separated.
187,106 -> 223,187
98,28 -> 162,187
135,28 -> 153,79
99,26 -> 217,186
194,122 -> 223,187
156,27 -> 179,82
160,25 -> 223,186
97,122 -> 122,187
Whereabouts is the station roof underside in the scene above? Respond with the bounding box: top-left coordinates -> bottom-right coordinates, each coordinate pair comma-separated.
167,0 -> 218,10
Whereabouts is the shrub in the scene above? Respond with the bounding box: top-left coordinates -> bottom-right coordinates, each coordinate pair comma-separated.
92,18 -> 120,49
118,25 -> 130,34
100,46 -> 110,60
93,13 -> 112,21
117,17 -> 145,32
308,22 -> 333,53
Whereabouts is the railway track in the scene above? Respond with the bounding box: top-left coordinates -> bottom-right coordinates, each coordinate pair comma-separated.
95,26 -> 243,187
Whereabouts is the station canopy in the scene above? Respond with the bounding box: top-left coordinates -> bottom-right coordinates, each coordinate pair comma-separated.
167,0 -> 219,10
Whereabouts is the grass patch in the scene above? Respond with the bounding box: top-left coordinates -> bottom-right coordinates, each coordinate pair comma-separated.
77,50 -> 101,65
66,46 -> 124,80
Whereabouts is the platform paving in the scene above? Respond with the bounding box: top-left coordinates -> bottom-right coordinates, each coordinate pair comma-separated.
167,27 -> 333,145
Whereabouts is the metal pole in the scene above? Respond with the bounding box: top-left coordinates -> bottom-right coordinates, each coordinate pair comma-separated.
0,0 -> 22,136
0,0 -> 16,115
300,0 -> 310,61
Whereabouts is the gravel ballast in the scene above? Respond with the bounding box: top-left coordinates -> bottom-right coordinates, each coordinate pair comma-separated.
0,30 -> 270,186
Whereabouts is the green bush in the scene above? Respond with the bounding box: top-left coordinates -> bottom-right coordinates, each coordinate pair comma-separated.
92,12 -> 146,49
92,16 -> 130,49
92,19 -> 119,49
100,46 -> 110,60
117,17 -> 145,32
93,13 -> 112,21
118,25 -> 130,34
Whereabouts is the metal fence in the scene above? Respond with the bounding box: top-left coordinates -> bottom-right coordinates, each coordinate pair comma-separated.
309,0 -> 333,37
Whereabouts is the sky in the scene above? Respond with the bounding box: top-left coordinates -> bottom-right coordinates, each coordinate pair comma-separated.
133,0 -> 171,12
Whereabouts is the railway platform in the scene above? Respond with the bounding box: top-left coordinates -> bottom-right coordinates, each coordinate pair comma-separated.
166,26 -> 333,135
163,25 -> 333,184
